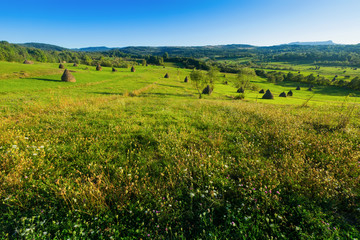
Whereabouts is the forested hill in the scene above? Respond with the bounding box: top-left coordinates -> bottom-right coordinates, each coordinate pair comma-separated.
19,42 -> 67,51
2,40 -> 360,67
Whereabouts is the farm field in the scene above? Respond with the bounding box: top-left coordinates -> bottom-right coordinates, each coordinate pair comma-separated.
0,61 -> 359,239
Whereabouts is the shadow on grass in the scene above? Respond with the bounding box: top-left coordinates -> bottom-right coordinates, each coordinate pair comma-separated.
156,83 -> 185,89
269,81 -> 359,97
143,92 -> 194,98
30,78 -> 61,82
313,87 -> 359,97
89,92 -> 123,95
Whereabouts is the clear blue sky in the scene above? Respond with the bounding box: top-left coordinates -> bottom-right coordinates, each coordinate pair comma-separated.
1,0 -> 360,48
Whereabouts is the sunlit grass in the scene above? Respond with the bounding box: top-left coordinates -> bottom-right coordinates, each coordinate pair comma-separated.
0,61 -> 359,239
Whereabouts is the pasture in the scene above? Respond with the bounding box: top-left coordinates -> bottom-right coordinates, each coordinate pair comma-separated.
0,61 -> 359,239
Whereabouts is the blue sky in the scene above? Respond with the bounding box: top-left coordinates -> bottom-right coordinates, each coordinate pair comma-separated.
1,0 -> 360,48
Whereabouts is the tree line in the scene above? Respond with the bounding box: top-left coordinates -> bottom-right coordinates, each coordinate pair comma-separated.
255,69 -> 360,91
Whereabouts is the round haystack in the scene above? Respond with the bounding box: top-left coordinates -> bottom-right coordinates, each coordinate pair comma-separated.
296,86 -> 301,90
96,64 -> 102,71
237,87 -> 244,93
112,67 -> 118,72
131,66 -> 135,72
164,73 -> 169,78
224,81 -> 228,85
59,64 -> 64,69
287,90 -> 293,96
184,76 -> 188,82
202,85 -> 213,95
259,89 -> 265,93
307,87 -> 313,91
61,69 -> 76,82
279,92 -> 287,97
262,89 -> 274,99
73,63 -> 78,67
23,60 -> 33,64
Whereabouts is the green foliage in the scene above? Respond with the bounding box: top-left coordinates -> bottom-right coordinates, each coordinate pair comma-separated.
146,56 -> 164,66
190,69 -> 206,98
235,67 -> 256,89
207,66 -> 219,88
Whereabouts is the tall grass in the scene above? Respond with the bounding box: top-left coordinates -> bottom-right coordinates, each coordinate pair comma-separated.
0,62 -> 359,239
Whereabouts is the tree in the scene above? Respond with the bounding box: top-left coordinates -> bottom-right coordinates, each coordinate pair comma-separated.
235,67 -> 255,89
163,52 -> 169,60
84,55 -> 92,66
207,66 -> 219,89
190,69 -> 206,99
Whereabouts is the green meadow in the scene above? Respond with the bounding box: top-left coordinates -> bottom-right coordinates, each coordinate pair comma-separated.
0,61 -> 359,239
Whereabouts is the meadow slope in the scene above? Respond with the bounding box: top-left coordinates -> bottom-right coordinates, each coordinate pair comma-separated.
0,62 -> 359,239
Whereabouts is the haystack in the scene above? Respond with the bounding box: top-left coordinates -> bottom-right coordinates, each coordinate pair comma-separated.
296,86 -> 301,90
287,90 -> 293,96
184,76 -> 188,82
262,89 -> 274,99
112,67 -> 118,72
279,92 -> 287,97
23,60 -> 33,64
73,63 -> 78,67
61,69 -> 76,82
164,73 -> 169,78
237,87 -> 244,93
307,87 -> 313,91
131,66 -> 135,72
202,85 -> 213,95
224,81 -> 228,85
259,89 -> 265,93
96,64 -> 102,71
59,64 -> 65,69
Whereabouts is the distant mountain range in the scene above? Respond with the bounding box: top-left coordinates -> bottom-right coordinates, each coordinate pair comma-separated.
19,42 -> 68,51
286,40 -> 335,46
72,46 -> 112,52
17,41 -> 339,52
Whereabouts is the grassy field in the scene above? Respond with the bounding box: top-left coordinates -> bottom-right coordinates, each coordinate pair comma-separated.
0,61 -> 359,239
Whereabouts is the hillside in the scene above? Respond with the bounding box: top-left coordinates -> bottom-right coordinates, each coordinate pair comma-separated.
0,61 -> 359,239
287,40 -> 336,46
73,46 -> 113,52
19,42 -> 68,51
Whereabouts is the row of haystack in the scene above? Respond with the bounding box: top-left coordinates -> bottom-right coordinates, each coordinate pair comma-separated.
59,63 -> 78,69
259,85 -> 314,99
296,86 -> 313,91
261,89 -> 294,99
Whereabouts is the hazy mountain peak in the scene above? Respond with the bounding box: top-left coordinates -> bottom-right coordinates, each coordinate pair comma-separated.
287,40 -> 335,46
